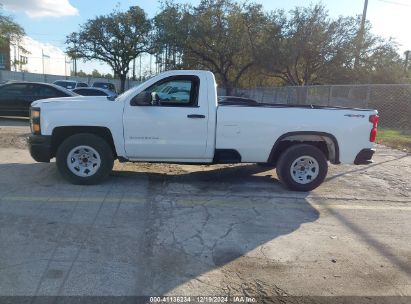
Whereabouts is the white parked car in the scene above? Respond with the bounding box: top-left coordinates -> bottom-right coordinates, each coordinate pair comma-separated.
28,70 -> 378,191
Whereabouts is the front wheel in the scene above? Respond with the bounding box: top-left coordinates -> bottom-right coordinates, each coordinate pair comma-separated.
276,144 -> 328,192
56,134 -> 114,185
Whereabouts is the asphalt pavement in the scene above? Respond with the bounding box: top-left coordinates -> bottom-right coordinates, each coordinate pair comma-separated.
0,118 -> 410,300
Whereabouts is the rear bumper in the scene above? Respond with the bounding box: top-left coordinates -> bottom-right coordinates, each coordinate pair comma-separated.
28,135 -> 52,163
354,148 -> 375,165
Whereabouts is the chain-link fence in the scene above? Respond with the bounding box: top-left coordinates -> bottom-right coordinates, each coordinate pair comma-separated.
219,84 -> 411,130
2,70 -> 410,130
0,70 -> 142,92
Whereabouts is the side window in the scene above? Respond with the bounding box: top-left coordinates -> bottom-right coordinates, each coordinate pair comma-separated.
0,84 -> 28,96
28,85 -> 64,98
75,89 -> 107,96
93,90 -> 108,96
81,89 -> 107,96
74,89 -> 87,95
77,83 -> 88,88
54,89 -> 70,97
133,76 -> 199,107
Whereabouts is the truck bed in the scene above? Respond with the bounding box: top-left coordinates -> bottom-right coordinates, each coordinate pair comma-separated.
216,103 -> 377,164
218,96 -> 372,111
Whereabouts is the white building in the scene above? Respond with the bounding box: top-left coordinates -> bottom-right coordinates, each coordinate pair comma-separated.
9,36 -> 71,76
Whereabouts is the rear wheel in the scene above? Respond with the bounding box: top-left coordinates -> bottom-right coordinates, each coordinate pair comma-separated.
56,134 -> 114,185
276,144 -> 328,191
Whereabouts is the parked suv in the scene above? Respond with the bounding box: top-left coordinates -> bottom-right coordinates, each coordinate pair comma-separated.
53,80 -> 88,90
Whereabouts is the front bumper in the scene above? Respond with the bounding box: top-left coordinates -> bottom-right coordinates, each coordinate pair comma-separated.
354,148 -> 375,165
28,135 -> 52,163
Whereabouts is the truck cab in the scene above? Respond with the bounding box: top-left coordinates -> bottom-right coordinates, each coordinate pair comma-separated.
122,71 -> 217,162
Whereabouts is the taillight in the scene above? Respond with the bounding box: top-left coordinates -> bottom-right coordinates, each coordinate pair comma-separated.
369,114 -> 379,142
369,115 -> 379,125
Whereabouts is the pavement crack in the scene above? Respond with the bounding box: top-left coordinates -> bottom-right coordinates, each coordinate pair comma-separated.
252,207 -> 261,216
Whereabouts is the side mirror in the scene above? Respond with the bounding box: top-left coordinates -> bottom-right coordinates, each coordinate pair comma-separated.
151,92 -> 161,105
131,91 -> 152,106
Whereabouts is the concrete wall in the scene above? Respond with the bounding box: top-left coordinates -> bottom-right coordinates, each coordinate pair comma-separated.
0,70 -> 142,92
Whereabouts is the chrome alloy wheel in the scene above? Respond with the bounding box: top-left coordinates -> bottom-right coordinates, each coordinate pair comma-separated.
290,155 -> 319,184
66,145 -> 101,177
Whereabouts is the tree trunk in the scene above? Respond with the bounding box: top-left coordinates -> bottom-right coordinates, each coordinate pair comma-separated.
120,74 -> 127,93
225,85 -> 233,96
221,77 -> 232,96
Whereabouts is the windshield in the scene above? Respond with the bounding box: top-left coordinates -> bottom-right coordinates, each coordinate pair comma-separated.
54,81 -> 76,89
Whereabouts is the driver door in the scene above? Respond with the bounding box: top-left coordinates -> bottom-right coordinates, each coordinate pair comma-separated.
123,75 -> 209,160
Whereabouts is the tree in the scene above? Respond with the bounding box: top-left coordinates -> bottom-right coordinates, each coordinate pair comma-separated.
257,4 -> 403,85
189,0 -> 263,94
256,5 -> 351,85
71,69 -> 113,79
0,6 -> 26,70
153,2 -> 188,71
74,70 -> 88,77
0,7 -> 24,47
91,69 -> 102,78
155,0 -> 266,95
351,33 -> 402,84
66,6 -> 152,92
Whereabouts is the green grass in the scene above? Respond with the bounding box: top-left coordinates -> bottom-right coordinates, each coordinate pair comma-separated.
376,128 -> 411,152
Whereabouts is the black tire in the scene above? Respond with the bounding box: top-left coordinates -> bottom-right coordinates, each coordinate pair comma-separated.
276,144 -> 328,192
56,133 -> 114,185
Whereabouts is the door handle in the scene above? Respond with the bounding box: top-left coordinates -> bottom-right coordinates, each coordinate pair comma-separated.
187,114 -> 206,119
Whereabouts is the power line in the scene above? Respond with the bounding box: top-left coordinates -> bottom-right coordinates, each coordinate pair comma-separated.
27,40 -> 66,43
26,32 -> 68,36
377,0 -> 411,7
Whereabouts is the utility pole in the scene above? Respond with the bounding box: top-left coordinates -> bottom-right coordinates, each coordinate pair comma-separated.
139,55 -> 142,82
149,54 -> 152,76
17,42 -> 20,72
13,44 -> 17,71
354,0 -> 368,69
71,38 -> 79,77
42,49 -> 44,74
132,58 -> 136,81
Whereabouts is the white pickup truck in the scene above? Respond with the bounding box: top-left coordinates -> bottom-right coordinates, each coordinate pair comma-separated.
28,70 -> 378,191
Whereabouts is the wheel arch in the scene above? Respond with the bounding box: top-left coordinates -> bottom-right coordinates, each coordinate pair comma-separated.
51,126 -> 117,158
268,131 -> 340,165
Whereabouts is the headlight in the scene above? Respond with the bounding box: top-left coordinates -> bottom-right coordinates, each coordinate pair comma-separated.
30,108 -> 41,135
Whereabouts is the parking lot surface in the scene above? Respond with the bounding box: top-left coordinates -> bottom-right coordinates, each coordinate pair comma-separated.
0,118 -> 410,298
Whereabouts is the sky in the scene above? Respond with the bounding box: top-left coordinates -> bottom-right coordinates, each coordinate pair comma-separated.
2,0 -> 411,75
